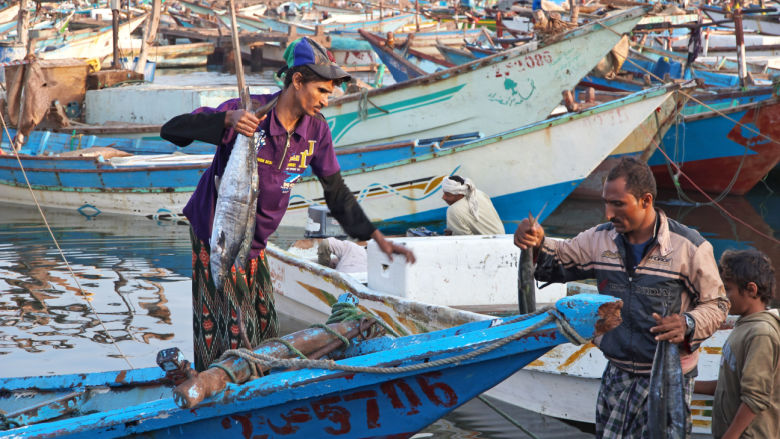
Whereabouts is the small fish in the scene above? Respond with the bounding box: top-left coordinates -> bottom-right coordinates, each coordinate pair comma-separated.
518,228 -> 535,314
209,99 -> 275,290
648,311 -> 686,439
518,202 -> 546,314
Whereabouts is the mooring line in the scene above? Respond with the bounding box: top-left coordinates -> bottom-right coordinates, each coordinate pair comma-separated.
651,137 -> 780,245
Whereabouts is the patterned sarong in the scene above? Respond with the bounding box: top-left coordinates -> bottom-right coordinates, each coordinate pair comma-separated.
596,362 -> 694,439
190,227 -> 278,371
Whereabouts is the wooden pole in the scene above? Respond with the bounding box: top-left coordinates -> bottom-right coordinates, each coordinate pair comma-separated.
17,0 -> 29,54
732,0 -> 748,88
228,0 -> 250,109
134,0 -> 162,75
415,0 -> 420,32
111,0 -> 120,69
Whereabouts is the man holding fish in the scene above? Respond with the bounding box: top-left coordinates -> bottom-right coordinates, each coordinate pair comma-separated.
161,37 -> 415,371
513,157 -> 729,438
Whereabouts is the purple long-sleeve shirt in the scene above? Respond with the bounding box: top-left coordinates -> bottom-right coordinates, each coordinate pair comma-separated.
175,92 -> 341,259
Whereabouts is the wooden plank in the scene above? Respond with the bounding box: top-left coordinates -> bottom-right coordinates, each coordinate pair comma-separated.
87,70 -> 145,90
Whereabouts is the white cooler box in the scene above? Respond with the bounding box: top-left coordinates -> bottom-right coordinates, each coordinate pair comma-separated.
366,235 -> 567,307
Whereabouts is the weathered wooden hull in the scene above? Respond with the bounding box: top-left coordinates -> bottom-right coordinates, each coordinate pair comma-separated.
0,295 -> 618,438
320,7 -> 647,147
119,42 -> 215,68
436,43 -> 477,65
283,86 -> 676,232
649,94 -> 780,195
0,128 -> 213,219
36,15 -> 147,60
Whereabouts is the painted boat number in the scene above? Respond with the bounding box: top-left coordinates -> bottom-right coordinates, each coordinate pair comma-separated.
493,50 -> 554,78
221,372 -> 458,436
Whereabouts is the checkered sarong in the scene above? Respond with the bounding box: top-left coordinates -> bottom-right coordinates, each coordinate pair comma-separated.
596,362 -> 694,439
190,227 -> 278,371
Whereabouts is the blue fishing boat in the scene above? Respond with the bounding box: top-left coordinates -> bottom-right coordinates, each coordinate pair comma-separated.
0,130 -> 214,219
436,41 -> 477,65
0,294 -> 622,438
649,89 -> 780,195
359,29 -> 454,83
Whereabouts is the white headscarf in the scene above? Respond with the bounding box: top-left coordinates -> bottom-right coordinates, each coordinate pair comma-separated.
442,176 -> 479,218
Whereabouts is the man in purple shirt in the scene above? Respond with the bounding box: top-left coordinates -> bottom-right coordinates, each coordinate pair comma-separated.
161,37 -> 414,370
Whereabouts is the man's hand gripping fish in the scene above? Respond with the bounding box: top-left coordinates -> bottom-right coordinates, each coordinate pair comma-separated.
209,98 -> 276,290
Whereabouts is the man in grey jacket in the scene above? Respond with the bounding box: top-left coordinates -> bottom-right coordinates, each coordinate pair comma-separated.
514,157 -> 729,438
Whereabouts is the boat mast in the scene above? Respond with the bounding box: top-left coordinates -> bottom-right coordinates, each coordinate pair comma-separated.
732,0 -> 748,87
415,0 -> 420,31
111,0 -> 120,68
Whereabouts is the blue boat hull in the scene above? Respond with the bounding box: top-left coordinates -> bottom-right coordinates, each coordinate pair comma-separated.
0,295 -> 620,438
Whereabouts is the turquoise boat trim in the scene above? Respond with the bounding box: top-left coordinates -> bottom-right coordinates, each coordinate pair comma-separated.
326,84 -> 466,143
0,182 -> 200,193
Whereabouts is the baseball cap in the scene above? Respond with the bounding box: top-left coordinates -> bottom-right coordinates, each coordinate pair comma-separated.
281,37 -> 351,82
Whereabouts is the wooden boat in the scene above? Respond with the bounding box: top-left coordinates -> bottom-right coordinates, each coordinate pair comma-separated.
702,5 -> 780,36
337,27 -> 486,49
0,131 -> 213,219
649,89 -> 780,196
634,43 -> 780,77
0,294 -> 621,438
3,84 -> 677,224
263,236 -> 729,437
320,7 -> 648,147
118,42 -> 215,68
283,85 -> 681,231
436,41 -> 477,65
35,14 -> 148,61
360,29 -> 433,82
179,0 -> 416,34
667,31 -> 780,69
359,29 -> 453,82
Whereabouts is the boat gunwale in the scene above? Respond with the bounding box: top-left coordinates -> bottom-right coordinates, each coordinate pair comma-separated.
683,94 -> 780,122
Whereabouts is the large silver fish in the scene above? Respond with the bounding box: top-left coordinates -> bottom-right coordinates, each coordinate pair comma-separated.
209,100 -> 275,290
648,310 -> 686,439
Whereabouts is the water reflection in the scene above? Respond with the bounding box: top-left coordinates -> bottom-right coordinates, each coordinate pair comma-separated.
0,204 -> 193,375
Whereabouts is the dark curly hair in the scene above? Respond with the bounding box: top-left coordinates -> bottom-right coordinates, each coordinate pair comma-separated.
719,249 -> 776,304
606,157 -> 657,203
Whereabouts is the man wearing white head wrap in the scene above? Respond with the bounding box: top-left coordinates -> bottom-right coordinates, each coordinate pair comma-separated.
441,175 -> 504,236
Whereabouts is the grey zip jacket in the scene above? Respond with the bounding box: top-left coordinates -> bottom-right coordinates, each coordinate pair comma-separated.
535,210 -> 729,374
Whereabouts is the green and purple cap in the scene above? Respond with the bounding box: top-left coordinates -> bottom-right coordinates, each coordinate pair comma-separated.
281,37 -> 351,82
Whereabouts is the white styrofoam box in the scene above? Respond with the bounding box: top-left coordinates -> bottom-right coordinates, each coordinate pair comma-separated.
90,8 -> 113,21
85,85 -> 277,125
367,235 -> 567,307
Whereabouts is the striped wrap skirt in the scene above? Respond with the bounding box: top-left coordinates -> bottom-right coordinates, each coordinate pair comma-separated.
190,227 -> 279,371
